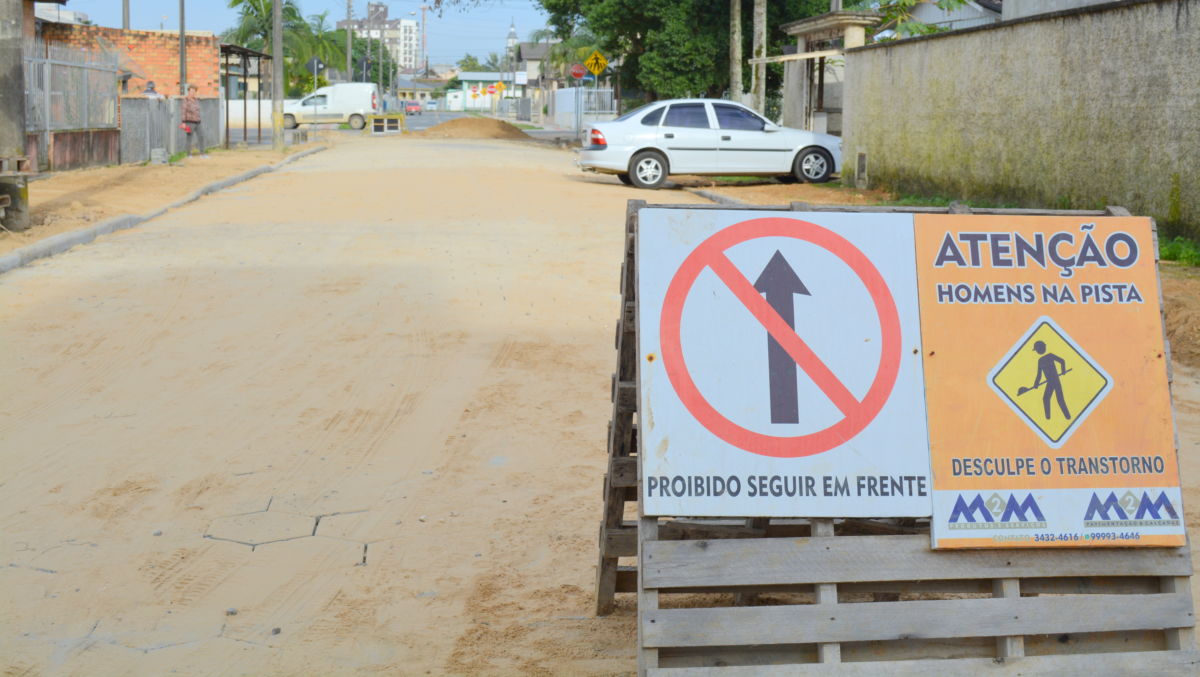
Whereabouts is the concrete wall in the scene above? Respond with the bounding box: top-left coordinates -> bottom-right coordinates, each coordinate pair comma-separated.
844,0 -> 1199,236
1003,0 -> 1115,20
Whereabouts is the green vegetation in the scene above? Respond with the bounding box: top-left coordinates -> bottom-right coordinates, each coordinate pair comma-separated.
223,0 -> 398,97
1160,237 -> 1200,267
168,151 -> 188,163
513,123 -> 543,130
885,194 -> 1020,209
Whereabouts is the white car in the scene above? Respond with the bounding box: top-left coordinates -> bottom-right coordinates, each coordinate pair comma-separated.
577,98 -> 842,189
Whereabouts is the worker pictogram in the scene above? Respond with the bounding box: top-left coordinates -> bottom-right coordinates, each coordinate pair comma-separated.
585,50 -> 608,76
988,317 -> 1111,448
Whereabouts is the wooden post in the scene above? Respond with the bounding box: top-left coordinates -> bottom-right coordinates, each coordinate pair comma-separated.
993,578 -> 1025,660
812,518 -> 841,663
637,516 -> 659,676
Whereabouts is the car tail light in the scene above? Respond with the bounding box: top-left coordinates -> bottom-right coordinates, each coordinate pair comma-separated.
372,92 -> 378,111
590,128 -> 607,148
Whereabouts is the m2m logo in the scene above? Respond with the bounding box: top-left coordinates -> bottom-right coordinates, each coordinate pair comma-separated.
948,492 -> 1047,530
1084,490 -> 1181,527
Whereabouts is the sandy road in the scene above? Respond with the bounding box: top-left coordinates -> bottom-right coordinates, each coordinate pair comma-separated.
0,135 -> 706,676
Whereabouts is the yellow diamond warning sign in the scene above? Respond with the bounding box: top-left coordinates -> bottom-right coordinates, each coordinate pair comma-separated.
989,317 -> 1111,448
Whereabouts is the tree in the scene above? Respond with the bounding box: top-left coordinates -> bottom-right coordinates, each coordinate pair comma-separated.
849,0 -> 969,39
223,0 -> 305,53
288,13 -> 348,95
483,52 -> 503,71
457,53 -> 484,71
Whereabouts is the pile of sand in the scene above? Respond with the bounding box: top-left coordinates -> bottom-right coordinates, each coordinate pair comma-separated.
415,117 -> 529,140
1162,267 -> 1200,368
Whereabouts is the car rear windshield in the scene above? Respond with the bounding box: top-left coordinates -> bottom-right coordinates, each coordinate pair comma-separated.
713,103 -> 766,131
664,103 -> 710,129
640,107 -> 665,126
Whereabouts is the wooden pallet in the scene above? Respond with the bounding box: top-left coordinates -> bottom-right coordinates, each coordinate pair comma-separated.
0,156 -> 33,177
594,201 -> 1198,673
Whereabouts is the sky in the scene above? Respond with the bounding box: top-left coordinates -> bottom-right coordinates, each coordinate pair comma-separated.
57,0 -> 550,66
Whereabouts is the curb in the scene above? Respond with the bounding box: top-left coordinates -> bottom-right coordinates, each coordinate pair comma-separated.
0,145 -> 328,276
685,187 -> 748,206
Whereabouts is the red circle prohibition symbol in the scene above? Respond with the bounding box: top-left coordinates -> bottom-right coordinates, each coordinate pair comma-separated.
659,217 -> 902,458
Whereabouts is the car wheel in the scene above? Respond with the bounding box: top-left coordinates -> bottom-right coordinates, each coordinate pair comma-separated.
629,151 -> 668,189
349,114 -> 365,130
283,114 -> 297,130
617,173 -> 634,186
794,147 -> 834,183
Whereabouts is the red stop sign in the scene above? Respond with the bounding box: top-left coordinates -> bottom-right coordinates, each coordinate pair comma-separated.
570,64 -> 586,79
486,84 -> 496,94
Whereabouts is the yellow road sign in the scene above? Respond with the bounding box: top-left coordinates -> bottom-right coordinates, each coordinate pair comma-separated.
496,81 -> 506,92
989,317 -> 1111,447
585,50 -> 608,76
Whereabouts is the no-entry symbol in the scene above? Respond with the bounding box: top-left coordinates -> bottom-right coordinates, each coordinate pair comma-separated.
659,217 -> 902,458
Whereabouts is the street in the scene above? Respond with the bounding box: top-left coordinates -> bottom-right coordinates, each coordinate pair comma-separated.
0,135 -> 705,675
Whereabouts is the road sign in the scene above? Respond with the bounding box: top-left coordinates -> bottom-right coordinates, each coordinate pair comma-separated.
989,317 -> 1111,447
569,63 -> 586,80
917,215 -> 1184,549
496,81 -> 506,92
305,57 -> 325,75
638,210 -> 930,518
585,50 -> 608,76
486,84 -> 496,95
470,84 -> 478,93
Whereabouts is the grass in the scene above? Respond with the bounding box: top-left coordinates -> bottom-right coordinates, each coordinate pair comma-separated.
885,193 -> 1021,209
513,123 -> 542,130
168,151 -> 187,163
1160,236 -> 1200,267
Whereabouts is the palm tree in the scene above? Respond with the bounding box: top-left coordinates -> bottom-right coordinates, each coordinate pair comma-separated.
223,0 -> 305,53
290,12 -> 347,92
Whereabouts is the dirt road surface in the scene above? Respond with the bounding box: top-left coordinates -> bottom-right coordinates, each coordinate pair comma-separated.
4,145 -> 316,257
2,135 -> 1197,675
0,136 -> 705,675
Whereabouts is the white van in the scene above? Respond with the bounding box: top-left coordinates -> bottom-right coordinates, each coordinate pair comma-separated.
283,83 -> 381,130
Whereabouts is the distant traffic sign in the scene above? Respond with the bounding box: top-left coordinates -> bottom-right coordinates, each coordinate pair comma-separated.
486,84 -> 496,95
470,84 -> 478,93
569,63 -> 586,80
585,50 -> 608,76
305,57 -> 326,75
496,81 -> 506,92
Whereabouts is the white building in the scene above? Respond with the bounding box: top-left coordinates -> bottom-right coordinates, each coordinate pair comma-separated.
337,3 -> 419,70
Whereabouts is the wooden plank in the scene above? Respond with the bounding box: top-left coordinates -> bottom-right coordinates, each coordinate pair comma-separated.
616,565 -> 637,593
646,649 -> 1200,676
604,525 -> 638,557
616,381 -> 637,412
652,576 -> 1165,597
639,516 -> 660,675
611,456 -> 638,488
992,578 -> 1024,658
643,536 -> 1193,588
642,592 -> 1193,648
1163,576 -> 1197,650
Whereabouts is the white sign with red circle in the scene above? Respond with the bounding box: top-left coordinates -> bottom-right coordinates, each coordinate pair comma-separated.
638,209 -> 931,517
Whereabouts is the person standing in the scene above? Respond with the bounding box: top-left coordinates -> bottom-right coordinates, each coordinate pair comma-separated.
181,84 -> 205,157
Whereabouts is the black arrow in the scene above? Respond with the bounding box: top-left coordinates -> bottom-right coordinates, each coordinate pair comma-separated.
754,250 -> 810,424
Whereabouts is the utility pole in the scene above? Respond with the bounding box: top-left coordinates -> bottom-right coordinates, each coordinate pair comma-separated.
178,0 -> 187,95
751,0 -> 765,113
345,0 -> 352,80
0,0 -> 30,230
272,0 -> 283,151
123,0 -> 130,30
729,0 -> 742,103
420,4 -> 429,76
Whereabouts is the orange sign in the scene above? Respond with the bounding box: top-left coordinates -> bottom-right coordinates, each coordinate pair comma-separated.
917,215 -> 1184,548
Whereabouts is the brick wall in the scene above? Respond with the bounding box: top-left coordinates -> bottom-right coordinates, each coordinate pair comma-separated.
40,24 -> 220,98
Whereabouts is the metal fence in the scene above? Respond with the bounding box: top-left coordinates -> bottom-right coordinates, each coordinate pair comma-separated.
24,39 -> 119,133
